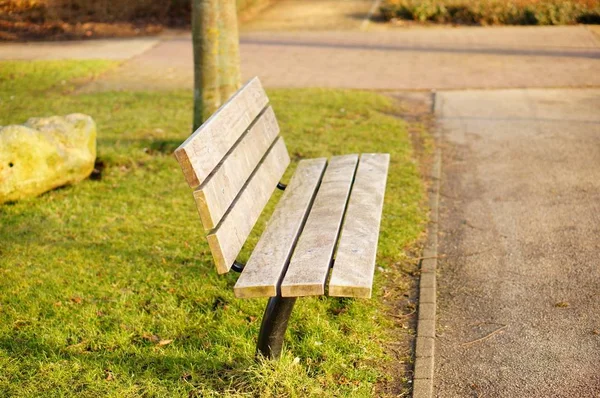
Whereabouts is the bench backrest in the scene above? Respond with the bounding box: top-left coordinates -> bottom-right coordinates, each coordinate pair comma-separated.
175,77 -> 290,274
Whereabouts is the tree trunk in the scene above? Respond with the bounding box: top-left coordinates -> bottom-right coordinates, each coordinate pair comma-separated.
218,0 -> 242,102
192,0 -> 220,131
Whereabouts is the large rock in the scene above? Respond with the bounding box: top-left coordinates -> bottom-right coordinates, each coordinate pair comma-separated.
0,114 -> 96,204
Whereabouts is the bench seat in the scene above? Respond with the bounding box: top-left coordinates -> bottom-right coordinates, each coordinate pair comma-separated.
235,153 -> 388,299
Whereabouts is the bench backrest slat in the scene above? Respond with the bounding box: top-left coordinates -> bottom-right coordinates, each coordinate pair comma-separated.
193,106 -> 280,230
175,77 -> 291,274
207,137 -> 290,274
174,77 -> 269,188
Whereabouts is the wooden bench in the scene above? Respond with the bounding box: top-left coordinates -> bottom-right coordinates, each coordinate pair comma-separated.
175,77 -> 389,359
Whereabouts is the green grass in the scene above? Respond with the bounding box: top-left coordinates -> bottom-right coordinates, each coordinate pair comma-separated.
0,61 -> 427,397
381,0 -> 600,25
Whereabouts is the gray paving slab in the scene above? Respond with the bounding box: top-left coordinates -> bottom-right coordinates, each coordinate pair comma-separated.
434,88 -> 600,397
74,25 -> 600,92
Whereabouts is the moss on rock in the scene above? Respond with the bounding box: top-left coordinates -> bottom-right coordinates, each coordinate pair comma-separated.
0,113 -> 96,204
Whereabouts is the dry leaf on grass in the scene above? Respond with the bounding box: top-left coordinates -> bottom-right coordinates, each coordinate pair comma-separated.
158,339 -> 173,346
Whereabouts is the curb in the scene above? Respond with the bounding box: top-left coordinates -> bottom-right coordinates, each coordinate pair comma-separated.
412,97 -> 442,398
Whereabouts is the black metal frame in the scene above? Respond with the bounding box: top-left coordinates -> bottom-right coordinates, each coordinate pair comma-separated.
229,181 -> 295,360
256,295 -> 297,359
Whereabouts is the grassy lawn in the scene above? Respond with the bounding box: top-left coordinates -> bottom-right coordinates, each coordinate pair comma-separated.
381,0 -> 600,25
0,61 -> 427,397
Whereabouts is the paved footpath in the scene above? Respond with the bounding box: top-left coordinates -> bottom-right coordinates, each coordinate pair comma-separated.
435,89 -> 600,397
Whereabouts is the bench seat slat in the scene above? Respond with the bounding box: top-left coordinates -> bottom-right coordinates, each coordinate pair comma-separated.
329,154 -> 390,298
193,106 -> 280,230
233,158 -> 327,298
207,137 -> 290,274
280,154 -> 359,297
174,77 -> 268,188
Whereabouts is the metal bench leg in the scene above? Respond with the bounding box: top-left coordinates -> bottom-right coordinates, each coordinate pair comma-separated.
256,296 -> 297,359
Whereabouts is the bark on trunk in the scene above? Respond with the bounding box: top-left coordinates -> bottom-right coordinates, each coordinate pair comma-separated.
191,0 -> 242,132
192,0 -> 220,131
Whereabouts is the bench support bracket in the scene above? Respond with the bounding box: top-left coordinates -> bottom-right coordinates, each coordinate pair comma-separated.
256,296 -> 297,359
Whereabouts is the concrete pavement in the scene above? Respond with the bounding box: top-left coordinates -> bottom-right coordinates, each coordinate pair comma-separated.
88,26 -> 599,91
2,26 -> 597,92
434,89 -> 600,397
240,0 -> 376,31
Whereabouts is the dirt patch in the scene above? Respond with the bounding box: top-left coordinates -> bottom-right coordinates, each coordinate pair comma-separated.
376,92 -> 436,397
376,249 -> 421,397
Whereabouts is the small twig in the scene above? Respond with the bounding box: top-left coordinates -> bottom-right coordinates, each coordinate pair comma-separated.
461,325 -> 507,346
389,309 -> 416,320
463,220 -> 484,230
468,321 -> 505,328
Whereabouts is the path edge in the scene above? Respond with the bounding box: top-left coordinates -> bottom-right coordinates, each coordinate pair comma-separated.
412,92 -> 442,398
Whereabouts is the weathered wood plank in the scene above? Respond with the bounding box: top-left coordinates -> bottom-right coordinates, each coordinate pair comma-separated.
193,106 -> 280,230
280,154 -> 359,297
329,154 -> 390,298
233,158 -> 327,298
174,77 -> 268,188
207,137 -> 290,274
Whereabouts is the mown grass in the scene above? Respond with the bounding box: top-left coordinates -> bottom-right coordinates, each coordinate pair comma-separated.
0,61 -> 427,397
381,0 -> 600,25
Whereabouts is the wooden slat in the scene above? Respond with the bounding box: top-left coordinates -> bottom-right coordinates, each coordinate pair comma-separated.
280,154 -> 359,297
207,138 -> 290,274
193,106 -> 280,230
329,154 -> 390,298
233,158 -> 327,298
174,77 -> 268,188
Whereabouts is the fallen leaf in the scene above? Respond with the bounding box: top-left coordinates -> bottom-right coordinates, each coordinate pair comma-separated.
70,297 -> 83,304
554,301 -> 569,308
592,329 -> 599,335
158,339 -> 173,346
